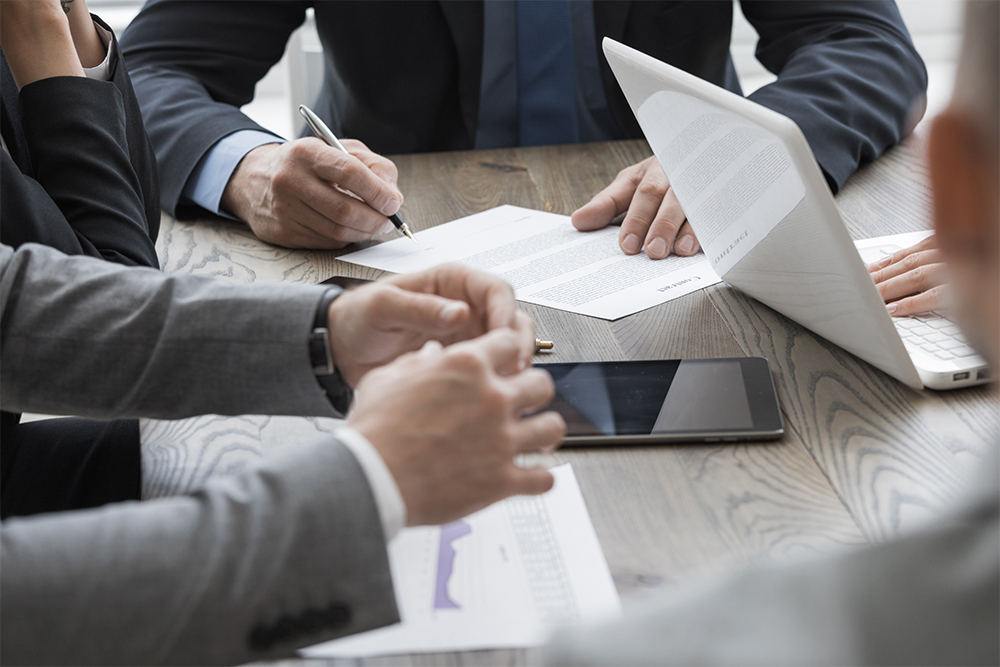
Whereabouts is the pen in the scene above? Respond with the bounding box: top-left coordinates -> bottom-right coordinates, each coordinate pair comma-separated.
535,339 -> 554,353
298,104 -> 416,242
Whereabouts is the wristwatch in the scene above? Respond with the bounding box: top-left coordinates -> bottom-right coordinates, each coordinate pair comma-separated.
309,286 -> 353,414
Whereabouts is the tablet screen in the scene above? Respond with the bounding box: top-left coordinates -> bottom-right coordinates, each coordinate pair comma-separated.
538,358 -> 781,439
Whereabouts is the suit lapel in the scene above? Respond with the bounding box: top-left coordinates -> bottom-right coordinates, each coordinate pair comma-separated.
438,0 -> 484,146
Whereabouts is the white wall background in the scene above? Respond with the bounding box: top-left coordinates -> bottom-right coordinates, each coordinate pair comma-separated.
92,0 -> 966,141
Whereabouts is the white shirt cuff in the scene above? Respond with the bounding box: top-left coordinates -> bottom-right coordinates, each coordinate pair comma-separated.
334,426 -> 407,542
83,23 -> 113,82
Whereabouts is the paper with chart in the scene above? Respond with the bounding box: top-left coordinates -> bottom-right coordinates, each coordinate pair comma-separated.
301,464 -> 621,657
338,205 -> 721,320
636,92 -> 806,276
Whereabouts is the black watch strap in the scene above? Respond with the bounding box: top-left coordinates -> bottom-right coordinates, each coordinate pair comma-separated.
309,286 -> 353,414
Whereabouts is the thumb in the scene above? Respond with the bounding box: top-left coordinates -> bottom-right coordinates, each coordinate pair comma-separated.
371,286 -> 470,332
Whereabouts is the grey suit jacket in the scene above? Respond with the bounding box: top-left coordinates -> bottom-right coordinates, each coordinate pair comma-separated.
546,447 -> 1000,665
0,243 -> 399,665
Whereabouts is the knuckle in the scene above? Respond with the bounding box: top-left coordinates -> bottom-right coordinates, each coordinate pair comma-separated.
271,165 -> 297,192
902,253 -> 922,270
655,216 -> 682,234
328,198 -> 357,226
527,368 -> 555,397
445,348 -> 486,374
546,412 -> 567,439
287,140 -> 315,162
636,179 -> 666,199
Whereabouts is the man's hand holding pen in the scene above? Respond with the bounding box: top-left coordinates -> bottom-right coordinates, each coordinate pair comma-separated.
221,135 -> 404,249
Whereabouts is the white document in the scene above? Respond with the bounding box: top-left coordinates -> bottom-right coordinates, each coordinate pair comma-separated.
636,93 -> 806,276
338,205 -> 721,320
301,464 -> 621,658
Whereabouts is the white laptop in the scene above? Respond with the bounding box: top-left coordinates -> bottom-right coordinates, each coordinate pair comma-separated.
603,38 -> 990,391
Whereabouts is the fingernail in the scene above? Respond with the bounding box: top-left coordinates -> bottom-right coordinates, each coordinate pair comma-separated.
886,302 -> 899,315
379,220 -> 395,234
381,198 -> 401,216
439,303 -> 465,324
622,234 -> 641,254
877,255 -> 892,268
675,236 -> 695,255
647,237 -> 668,258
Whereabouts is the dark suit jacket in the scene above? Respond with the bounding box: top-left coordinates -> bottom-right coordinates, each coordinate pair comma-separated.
121,1 -> 926,219
1,15 -> 160,268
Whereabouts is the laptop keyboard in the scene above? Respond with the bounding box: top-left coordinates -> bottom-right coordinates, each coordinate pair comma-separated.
894,313 -> 981,361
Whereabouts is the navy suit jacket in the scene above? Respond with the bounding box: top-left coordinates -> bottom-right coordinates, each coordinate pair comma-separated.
121,1 -> 926,218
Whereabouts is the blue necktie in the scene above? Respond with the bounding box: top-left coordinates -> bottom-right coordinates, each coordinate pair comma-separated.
516,0 -> 580,146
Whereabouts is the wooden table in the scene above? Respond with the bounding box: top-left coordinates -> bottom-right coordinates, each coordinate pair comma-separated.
144,137 -> 998,666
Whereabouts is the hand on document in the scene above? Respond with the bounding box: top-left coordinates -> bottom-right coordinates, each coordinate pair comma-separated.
221,137 -> 403,249
571,156 -> 702,261
867,233 -> 949,316
348,328 -> 564,526
326,264 -> 536,386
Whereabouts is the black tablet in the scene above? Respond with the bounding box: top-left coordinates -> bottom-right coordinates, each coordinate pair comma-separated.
536,357 -> 783,444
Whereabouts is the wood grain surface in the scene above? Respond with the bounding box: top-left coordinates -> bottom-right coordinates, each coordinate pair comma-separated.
143,136 -> 996,667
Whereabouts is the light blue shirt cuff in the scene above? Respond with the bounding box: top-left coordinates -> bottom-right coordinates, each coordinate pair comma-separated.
182,130 -> 285,218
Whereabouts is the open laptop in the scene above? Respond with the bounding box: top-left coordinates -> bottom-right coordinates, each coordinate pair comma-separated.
603,38 -> 989,391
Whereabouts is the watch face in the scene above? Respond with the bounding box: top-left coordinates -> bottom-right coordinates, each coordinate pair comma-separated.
319,276 -> 372,289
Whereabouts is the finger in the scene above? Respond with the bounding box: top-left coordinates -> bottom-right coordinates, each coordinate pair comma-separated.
886,284 -> 948,317
570,161 -> 647,232
418,339 -> 444,358
867,235 -> 939,272
365,285 -> 471,332
250,206 -> 356,250
308,143 -> 402,217
341,138 -> 400,189
504,466 -> 556,497
642,184 -> 686,259
505,367 -> 556,414
511,411 -> 567,453
619,161 -> 670,256
285,193 -> 383,244
452,265 -> 519,332
671,220 -> 701,257
455,328 -> 522,375
870,249 -> 945,284
875,262 -> 948,303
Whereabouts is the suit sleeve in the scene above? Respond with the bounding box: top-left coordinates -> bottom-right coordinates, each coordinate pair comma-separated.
740,1 -> 927,192
0,243 -> 337,420
545,469 -> 1000,665
0,18 -> 160,267
0,434 -> 400,665
120,0 -> 310,218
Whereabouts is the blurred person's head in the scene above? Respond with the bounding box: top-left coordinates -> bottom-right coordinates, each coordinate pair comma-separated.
928,0 -> 1000,368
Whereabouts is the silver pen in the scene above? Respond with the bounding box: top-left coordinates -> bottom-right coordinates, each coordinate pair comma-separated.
298,104 -> 416,242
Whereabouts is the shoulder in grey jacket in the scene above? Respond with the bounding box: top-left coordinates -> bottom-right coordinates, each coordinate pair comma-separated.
0,243 -> 398,665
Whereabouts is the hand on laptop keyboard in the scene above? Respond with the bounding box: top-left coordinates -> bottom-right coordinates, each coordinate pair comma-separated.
867,234 -> 949,317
